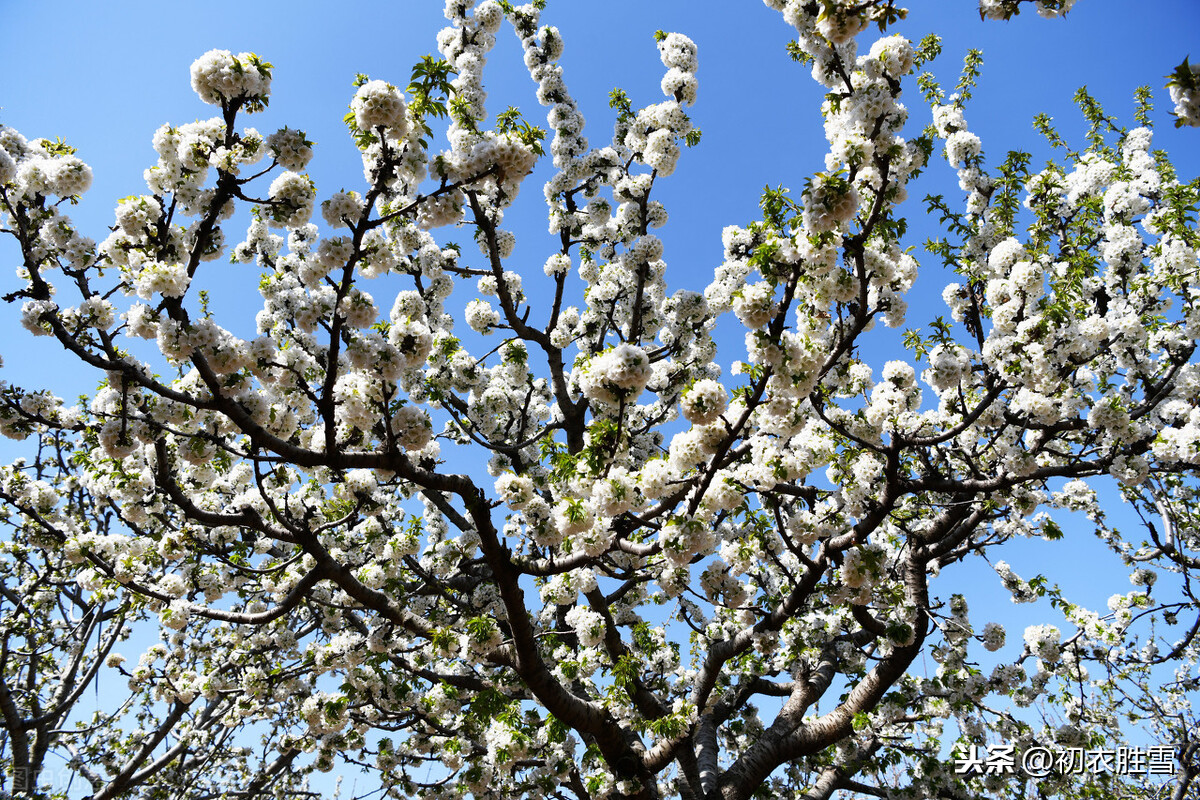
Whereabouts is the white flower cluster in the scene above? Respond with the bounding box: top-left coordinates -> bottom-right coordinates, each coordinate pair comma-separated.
0,143 -> 13,185
803,173 -> 860,232
0,129 -> 93,201
660,516 -> 717,569
321,190 -> 362,229
865,361 -> 922,435
978,0 -> 1079,20
139,115 -> 265,203
680,379 -> 728,426
352,80 -> 409,134
427,2 -> 542,223
659,33 -> 699,105
465,298 -> 501,333
931,99 -> 996,227
391,404 -> 433,451
505,2 -> 588,170
601,38 -> 699,180
980,622 -> 1006,652
564,605 -> 605,648
578,344 -> 651,407
266,172 -> 315,229
627,101 -> 691,178
994,561 -> 1038,604
1168,58 -> 1200,127
190,49 -> 272,109
133,261 -> 190,299
1023,624 -> 1061,664
265,127 -> 313,171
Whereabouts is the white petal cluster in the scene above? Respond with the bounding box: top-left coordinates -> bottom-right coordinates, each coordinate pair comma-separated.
680,379 -> 728,426
321,190 -> 362,229
578,344 -> 651,406
190,50 -> 272,110
134,262 -> 190,299
658,33 -> 699,105
0,145 -> 15,185
978,0 -> 1079,19
391,404 -> 433,451
867,35 -> 913,80
0,134 -> 93,201
1023,624 -> 1061,664
47,155 -> 92,197
564,606 -> 605,648
352,80 -> 409,134
265,127 -> 313,171
1168,59 -> 1200,126
465,298 -> 501,333
266,172 -> 315,229
802,174 -> 860,232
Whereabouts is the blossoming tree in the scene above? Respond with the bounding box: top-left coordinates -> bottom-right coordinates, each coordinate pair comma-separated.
2,0 -> 1199,798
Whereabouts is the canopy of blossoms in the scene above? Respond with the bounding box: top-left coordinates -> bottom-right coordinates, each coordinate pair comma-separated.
1,1 -> 1198,799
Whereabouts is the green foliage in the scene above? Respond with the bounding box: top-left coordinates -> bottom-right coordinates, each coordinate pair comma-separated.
923,194 -> 973,242
903,317 -> 952,361
343,109 -> 376,151
1165,56 -> 1198,91
955,49 -> 984,103
581,417 -> 620,474
467,688 -> 509,722
990,149 -> 1032,235
870,2 -> 907,31
1041,518 -> 1063,541
786,40 -> 815,67
407,55 -> 454,147
759,184 -> 797,232
612,653 -> 638,691
917,72 -> 942,105
914,33 -> 942,69
495,0 -> 544,11
746,232 -> 783,280
496,106 -> 547,156
733,361 -> 767,402
1133,85 -> 1154,126
871,211 -> 909,244
609,88 -> 634,125
541,436 -> 577,484
449,95 -> 481,134
1159,181 -> 1200,248
1033,112 -> 1070,153
39,137 -> 78,157
1073,86 -> 1122,152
